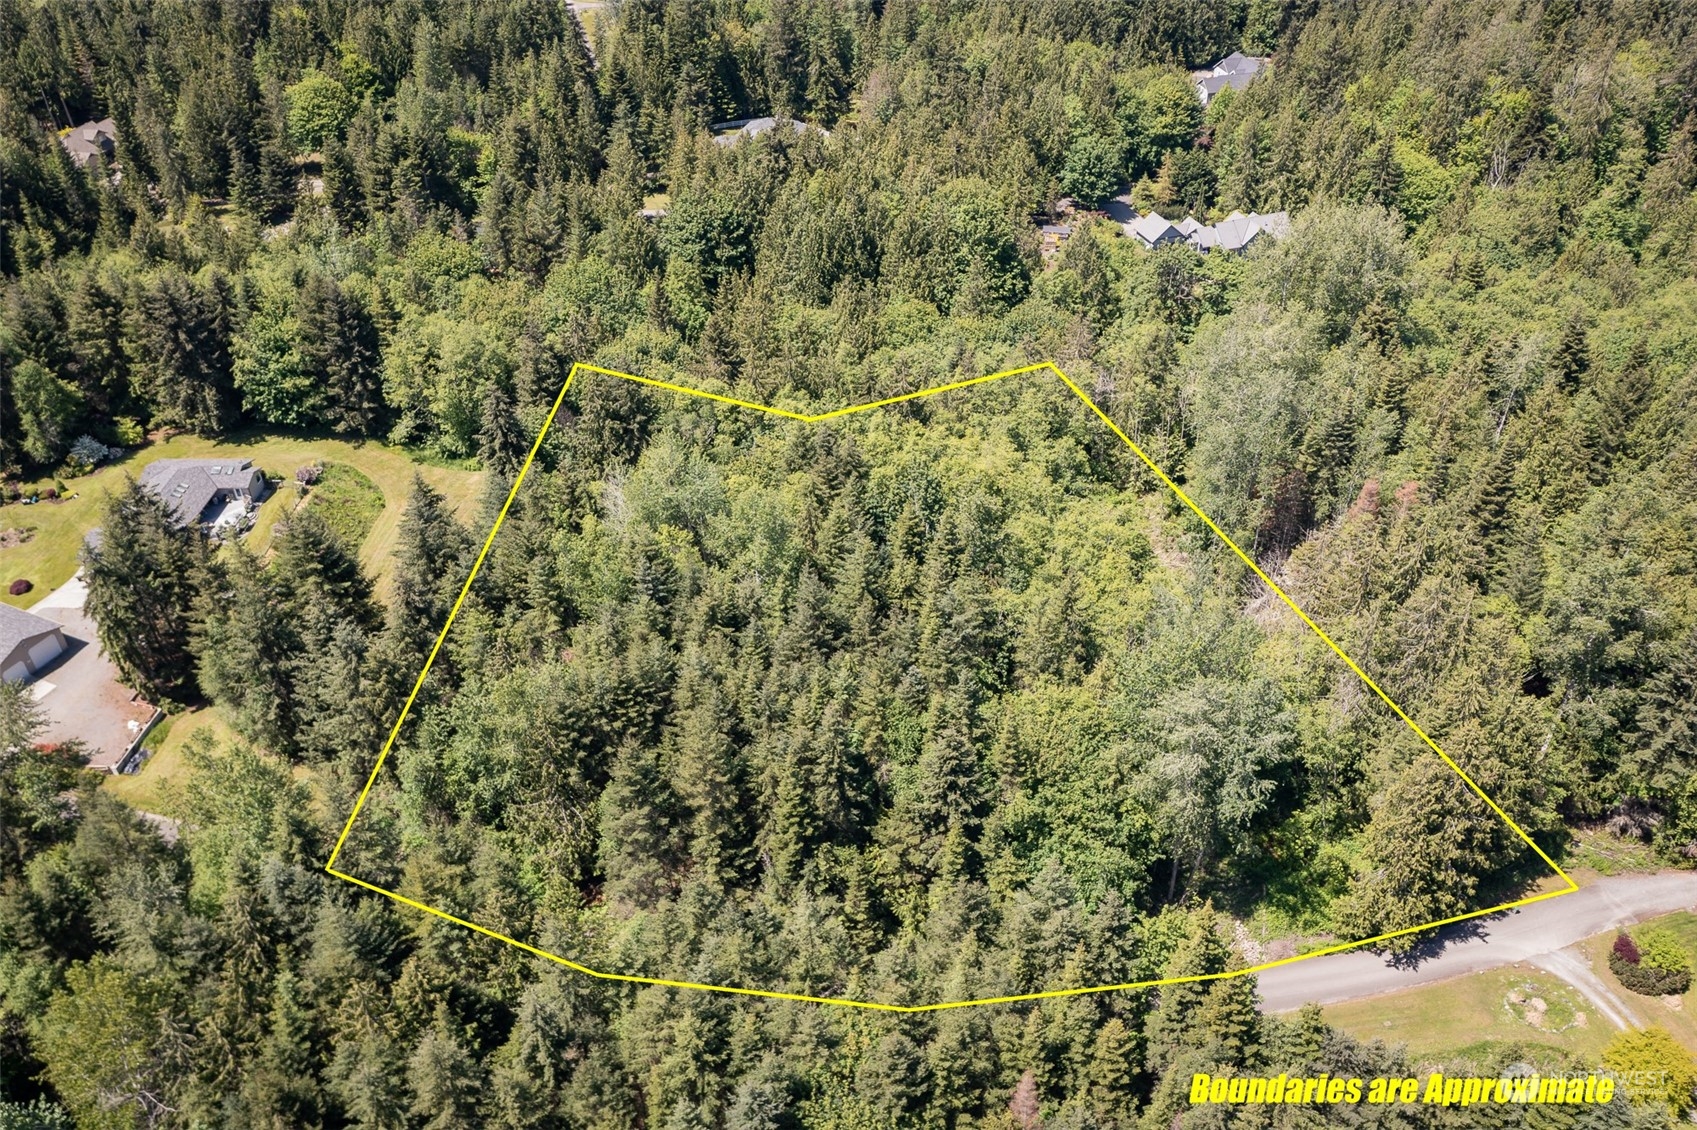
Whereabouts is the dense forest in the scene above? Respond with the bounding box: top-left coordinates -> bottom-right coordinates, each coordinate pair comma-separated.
4,0 -> 1697,1126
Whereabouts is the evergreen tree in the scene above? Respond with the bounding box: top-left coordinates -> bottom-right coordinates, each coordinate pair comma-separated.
1550,311 -> 1590,390
598,740 -> 681,911
390,476 -> 473,654
82,478 -> 206,702
408,1016 -> 483,1130
195,546 -> 303,754
297,273 -> 385,437
127,267 -> 241,435
476,379 -> 527,474
1634,628 -> 1697,802
271,509 -> 378,630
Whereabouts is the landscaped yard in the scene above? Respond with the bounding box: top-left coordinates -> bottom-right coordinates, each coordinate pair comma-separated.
1576,912 -> 1697,1052
1,431 -> 484,609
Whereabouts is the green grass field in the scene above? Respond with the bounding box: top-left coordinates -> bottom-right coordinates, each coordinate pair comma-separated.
102,705 -> 240,818
1324,967 -> 1617,1064
308,462 -> 387,549
1,431 -> 483,608
1325,913 -> 1697,1066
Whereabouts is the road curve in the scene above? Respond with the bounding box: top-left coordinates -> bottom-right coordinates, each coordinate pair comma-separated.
1255,872 -> 1697,1013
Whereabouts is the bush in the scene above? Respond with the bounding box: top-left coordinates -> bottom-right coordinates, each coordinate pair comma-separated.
65,434 -> 112,475
41,488 -> 58,501
296,464 -> 323,488
1609,930 -> 1693,995
113,417 -> 145,446
8,579 -> 31,596
1604,1026 -> 1696,1118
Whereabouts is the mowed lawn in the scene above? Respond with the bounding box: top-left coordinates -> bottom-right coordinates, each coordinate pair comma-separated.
103,703 -> 329,823
102,706 -> 240,818
1325,914 -> 1697,1064
1323,966 -> 1617,1064
1,430 -> 484,608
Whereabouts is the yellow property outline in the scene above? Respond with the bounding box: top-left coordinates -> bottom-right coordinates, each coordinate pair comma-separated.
325,360 -> 1578,1012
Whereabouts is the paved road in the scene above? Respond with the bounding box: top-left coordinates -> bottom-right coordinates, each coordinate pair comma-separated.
1255,872 -> 1697,1013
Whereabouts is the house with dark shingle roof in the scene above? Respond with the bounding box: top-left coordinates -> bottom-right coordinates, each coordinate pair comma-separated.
137,458 -> 268,529
0,603 -> 67,683
60,118 -> 117,167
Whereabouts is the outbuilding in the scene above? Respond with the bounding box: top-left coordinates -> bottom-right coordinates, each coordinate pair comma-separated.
0,603 -> 69,683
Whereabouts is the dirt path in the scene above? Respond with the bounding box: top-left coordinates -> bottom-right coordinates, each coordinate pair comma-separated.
1530,947 -> 1639,1030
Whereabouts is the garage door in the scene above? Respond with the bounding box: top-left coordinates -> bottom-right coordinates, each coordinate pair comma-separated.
27,634 -> 63,672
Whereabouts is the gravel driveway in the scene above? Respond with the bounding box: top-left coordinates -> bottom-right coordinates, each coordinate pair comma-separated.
26,573 -> 156,771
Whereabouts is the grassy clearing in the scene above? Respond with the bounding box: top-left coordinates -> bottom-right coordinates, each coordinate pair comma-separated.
1564,826 -> 1663,876
1327,915 -> 1697,1065
1,430 -> 484,608
102,705 -> 240,818
1324,966 -> 1616,1064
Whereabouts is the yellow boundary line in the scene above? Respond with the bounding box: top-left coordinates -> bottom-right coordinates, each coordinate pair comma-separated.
325,360 -> 1577,1012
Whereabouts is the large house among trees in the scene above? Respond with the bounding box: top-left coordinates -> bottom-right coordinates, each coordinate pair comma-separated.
137,458 -> 268,529
59,118 -> 116,167
1191,52 -> 1268,104
1126,209 -> 1290,252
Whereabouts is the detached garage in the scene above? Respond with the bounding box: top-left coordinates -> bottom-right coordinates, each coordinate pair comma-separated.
0,603 -> 68,683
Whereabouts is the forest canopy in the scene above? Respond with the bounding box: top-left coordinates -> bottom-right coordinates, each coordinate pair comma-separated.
2,0 -> 1697,1127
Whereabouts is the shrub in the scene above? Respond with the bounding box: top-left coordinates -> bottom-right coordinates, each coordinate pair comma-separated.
296,464 -> 323,488
66,434 -> 112,475
41,488 -> 58,501
8,579 -> 31,596
1604,1026 -> 1696,1118
1610,930 -> 1693,995
1640,929 -> 1693,985
113,417 -> 145,446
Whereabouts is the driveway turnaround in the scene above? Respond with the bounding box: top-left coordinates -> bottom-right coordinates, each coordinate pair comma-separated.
1255,871 -> 1697,1013
25,574 -> 155,771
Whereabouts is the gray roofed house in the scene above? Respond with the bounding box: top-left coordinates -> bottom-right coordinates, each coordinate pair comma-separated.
1166,210 -> 1289,253
710,116 -> 824,147
60,118 -> 117,167
1191,53 -> 1268,105
0,604 -> 68,684
1125,211 -> 1182,248
137,458 -> 268,529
